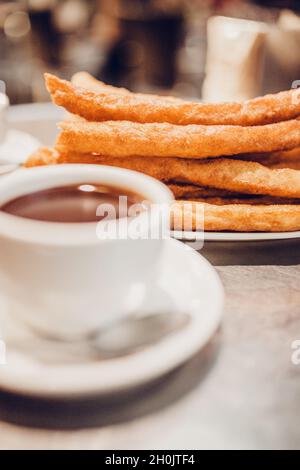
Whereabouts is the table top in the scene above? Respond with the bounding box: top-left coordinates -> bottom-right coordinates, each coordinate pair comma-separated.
0,264 -> 299,450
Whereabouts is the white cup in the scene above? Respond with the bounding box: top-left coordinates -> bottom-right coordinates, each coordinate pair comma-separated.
0,164 -> 173,340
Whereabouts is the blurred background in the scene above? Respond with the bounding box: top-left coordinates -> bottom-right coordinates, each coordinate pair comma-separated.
0,0 -> 300,104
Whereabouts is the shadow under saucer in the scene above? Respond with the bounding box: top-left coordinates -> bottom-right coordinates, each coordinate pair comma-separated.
0,330 -> 221,430
199,238 -> 300,266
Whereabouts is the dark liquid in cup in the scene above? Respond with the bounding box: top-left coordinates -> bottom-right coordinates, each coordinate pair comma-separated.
1,184 -> 146,223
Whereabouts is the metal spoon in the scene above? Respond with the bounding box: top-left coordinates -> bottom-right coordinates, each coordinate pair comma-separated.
0,161 -> 20,176
88,311 -> 191,359
8,312 -> 191,363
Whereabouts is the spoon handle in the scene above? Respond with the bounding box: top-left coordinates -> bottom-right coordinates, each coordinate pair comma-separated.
0,163 -> 20,176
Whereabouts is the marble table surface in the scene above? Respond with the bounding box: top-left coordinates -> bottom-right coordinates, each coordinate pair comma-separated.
0,264 -> 299,450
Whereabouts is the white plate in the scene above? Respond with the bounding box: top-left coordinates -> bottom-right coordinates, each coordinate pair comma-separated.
0,238 -> 223,399
7,102 -> 300,243
173,230 -> 300,242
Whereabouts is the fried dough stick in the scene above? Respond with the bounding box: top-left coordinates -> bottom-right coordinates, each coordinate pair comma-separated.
26,149 -> 300,200
167,184 -> 300,201
26,147 -> 300,198
25,150 -> 242,198
179,196 -> 300,205
171,202 -> 300,232
25,148 -> 300,232
236,147 -> 300,166
25,147 -> 58,166
56,119 -> 300,159
45,74 -> 300,127
167,183 -> 244,199
268,161 -> 300,170
72,72 -> 137,95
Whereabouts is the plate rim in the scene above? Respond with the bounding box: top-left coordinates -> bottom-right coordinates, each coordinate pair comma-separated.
172,230 -> 300,242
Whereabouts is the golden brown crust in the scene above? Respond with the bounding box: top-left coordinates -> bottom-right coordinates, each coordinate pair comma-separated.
55,119 -> 300,160
268,161 -> 300,170
171,201 -> 300,232
235,147 -> 300,167
37,73 -> 300,233
166,183 -> 243,199
25,147 -> 300,232
45,73 -> 300,126
25,147 -> 59,167
166,183 -> 299,202
26,147 -> 300,198
71,72 -> 133,95
182,196 -> 300,205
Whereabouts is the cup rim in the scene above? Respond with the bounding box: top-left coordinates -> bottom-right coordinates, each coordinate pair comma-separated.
0,164 -> 173,246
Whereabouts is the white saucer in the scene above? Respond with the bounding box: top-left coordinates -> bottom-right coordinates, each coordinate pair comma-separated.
0,238 -> 223,399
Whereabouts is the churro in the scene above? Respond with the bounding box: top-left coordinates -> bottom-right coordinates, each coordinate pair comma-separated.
172,201 -> 300,232
166,183 -> 243,199
268,161 -> 300,170
72,72 -> 135,95
26,147 -> 300,198
26,147 -> 300,232
25,147 -> 59,167
35,71 -> 300,233
236,147 -> 300,166
45,73 -> 300,126
56,119 -> 300,159
182,196 -> 300,205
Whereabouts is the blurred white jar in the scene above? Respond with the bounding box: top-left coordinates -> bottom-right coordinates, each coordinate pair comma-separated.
202,16 -> 268,103
263,10 -> 300,94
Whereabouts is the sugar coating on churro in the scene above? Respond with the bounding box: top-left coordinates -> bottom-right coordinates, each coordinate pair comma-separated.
166,183 -> 244,199
46,73 -> 300,127
26,147 -> 300,198
172,201 -> 300,232
56,119 -> 300,160
25,147 -> 300,231
26,73 -> 300,233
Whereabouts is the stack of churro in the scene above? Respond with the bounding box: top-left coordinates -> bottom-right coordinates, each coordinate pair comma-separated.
25,72 -> 300,232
